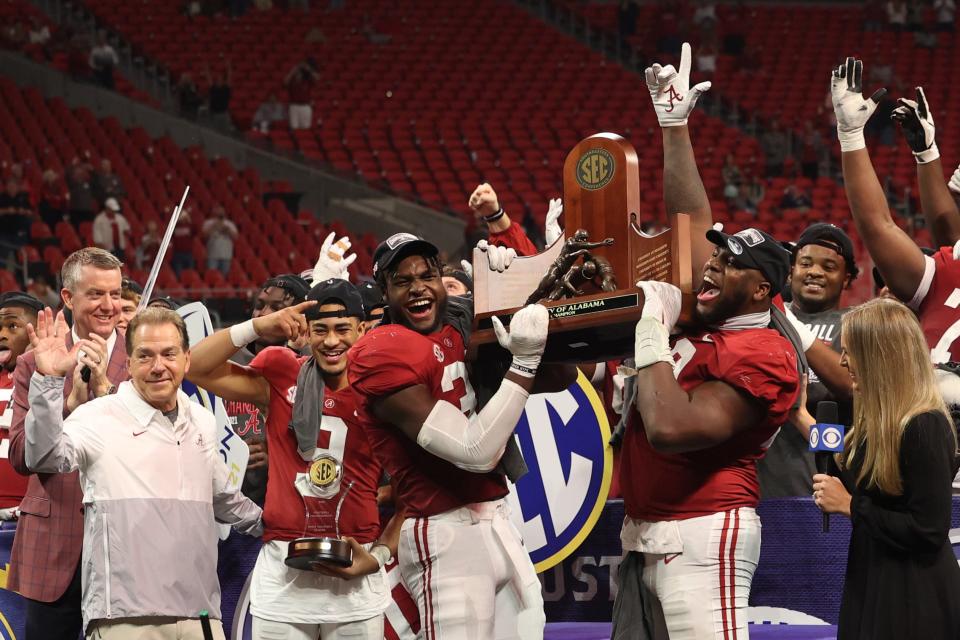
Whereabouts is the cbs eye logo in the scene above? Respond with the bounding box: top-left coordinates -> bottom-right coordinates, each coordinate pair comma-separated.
821,427 -> 843,449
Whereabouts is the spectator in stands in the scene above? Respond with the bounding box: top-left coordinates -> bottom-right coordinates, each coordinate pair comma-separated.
27,275 -> 60,309
0,178 -> 32,249
760,223 -> 857,498
285,60 -> 318,130
137,220 -> 161,270
202,204 -> 239,276
618,0 -> 640,40
695,42 -> 717,74
799,120 -> 825,179
935,0 -> 956,30
1,20 -> 26,51
170,208 -> 195,276
88,32 -> 118,90
886,0 -> 907,30
780,184 -> 812,211
6,163 -> 32,200
92,198 -> 131,262
176,73 -> 203,119
27,17 -> 50,48
91,158 -> 124,203
746,175 -> 766,212
253,93 -> 285,133
721,154 -> 742,189
66,157 -> 96,224
692,0 -> 718,28
38,169 -> 68,227
761,119 -> 789,177
204,59 -> 233,130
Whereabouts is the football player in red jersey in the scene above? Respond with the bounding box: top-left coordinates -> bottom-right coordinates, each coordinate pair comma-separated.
187,278 -> 397,640
611,43 -> 800,640
833,57 -> 960,363
0,292 -> 41,520
348,232 -> 554,640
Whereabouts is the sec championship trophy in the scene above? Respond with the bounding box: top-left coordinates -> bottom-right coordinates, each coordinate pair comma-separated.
470,133 -> 694,362
284,454 -> 355,569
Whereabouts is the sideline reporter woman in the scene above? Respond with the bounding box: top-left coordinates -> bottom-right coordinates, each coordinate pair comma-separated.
812,299 -> 960,639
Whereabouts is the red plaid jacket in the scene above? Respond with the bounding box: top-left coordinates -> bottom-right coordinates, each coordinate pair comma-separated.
7,334 -> 128,602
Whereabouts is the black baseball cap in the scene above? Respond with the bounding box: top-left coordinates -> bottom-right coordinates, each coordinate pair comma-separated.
0,291 -> 44,314
357,281 -> 386,318
706,227 -> 792,296
444,268 -> 473,292
262,274 -> 310,302
372,232 -> 439,279
794,223 -> 859,279
305,279 -> 364,320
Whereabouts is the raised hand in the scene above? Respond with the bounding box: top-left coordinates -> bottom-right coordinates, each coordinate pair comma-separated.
645,42 -> 712,128
27,309 -> 80,377
251,300 -> 316,343
831,57 -> 887,152
891,86 -> 939,164
312,232 -> 357,283
492,303 -> 549,377
468,183 -> 500,219
476,239 -> 516,273
544,197 -> 563,246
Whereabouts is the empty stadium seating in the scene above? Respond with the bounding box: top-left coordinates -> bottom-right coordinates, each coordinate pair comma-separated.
0,77 -> 377,297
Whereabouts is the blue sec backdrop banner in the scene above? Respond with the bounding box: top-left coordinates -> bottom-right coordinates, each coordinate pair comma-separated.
506,370 -> 613,572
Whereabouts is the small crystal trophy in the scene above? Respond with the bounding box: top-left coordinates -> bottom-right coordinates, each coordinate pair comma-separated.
285,453 -> 355,570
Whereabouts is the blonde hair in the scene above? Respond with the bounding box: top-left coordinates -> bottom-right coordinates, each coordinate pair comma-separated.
839,298 -> 954,495
61,248 -> 122,292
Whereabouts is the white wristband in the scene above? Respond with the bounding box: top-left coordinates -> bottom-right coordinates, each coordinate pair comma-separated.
229,319 -> 259,348
915,142 -> 940,165
837,127 -> 866,153
510,355 -> 541,378
370,544 -> 392,569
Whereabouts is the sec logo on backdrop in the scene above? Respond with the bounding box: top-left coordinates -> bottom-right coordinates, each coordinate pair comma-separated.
507,370 -> 612,572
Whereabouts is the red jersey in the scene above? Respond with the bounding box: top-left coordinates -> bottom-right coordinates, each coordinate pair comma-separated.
348,323 -> 508,518
487,221 -> 538,257
0,370 -> 27,509
621,328 -> 798,521
248,347 -> 381,544
914,247 -> 960,363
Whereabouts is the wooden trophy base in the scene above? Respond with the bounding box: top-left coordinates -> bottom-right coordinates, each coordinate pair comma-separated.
285,537 -> 353,570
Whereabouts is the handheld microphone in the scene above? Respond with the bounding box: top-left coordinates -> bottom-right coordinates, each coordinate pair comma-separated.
809,400 -> 845,533
80,366 -> 91,383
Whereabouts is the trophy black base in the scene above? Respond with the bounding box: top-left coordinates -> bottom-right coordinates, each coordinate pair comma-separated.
285,537 -> 353,570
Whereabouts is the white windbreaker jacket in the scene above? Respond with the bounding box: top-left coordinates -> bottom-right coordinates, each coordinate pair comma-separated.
25,375 -> 262,631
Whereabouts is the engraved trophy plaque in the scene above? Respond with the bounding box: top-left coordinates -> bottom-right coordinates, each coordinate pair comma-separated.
470,133 -> 696,363
285,454 -> 354,570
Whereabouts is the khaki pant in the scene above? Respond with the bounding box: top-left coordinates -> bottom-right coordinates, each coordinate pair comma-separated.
87,616 -> 227,639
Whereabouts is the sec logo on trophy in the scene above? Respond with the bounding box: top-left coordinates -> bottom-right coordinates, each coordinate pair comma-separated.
506,370 -> 613,572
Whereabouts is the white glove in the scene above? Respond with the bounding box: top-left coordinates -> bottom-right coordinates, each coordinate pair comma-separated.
891,86 -> 938,164
831,57 -> 887,152
476,239 -> 516,272
460,259 -> 473,279
491,303 -> 549,377
949,164 -> 960,195
637,280 -> 682,333
784,306 -> 817,352
634,317 -> 672,369
545,198 -> 563,246
312,232 -> 357,282
645,42 -> 712,128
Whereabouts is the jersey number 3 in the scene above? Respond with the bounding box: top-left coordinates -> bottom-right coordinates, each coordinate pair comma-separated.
441,361 -> 477,415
